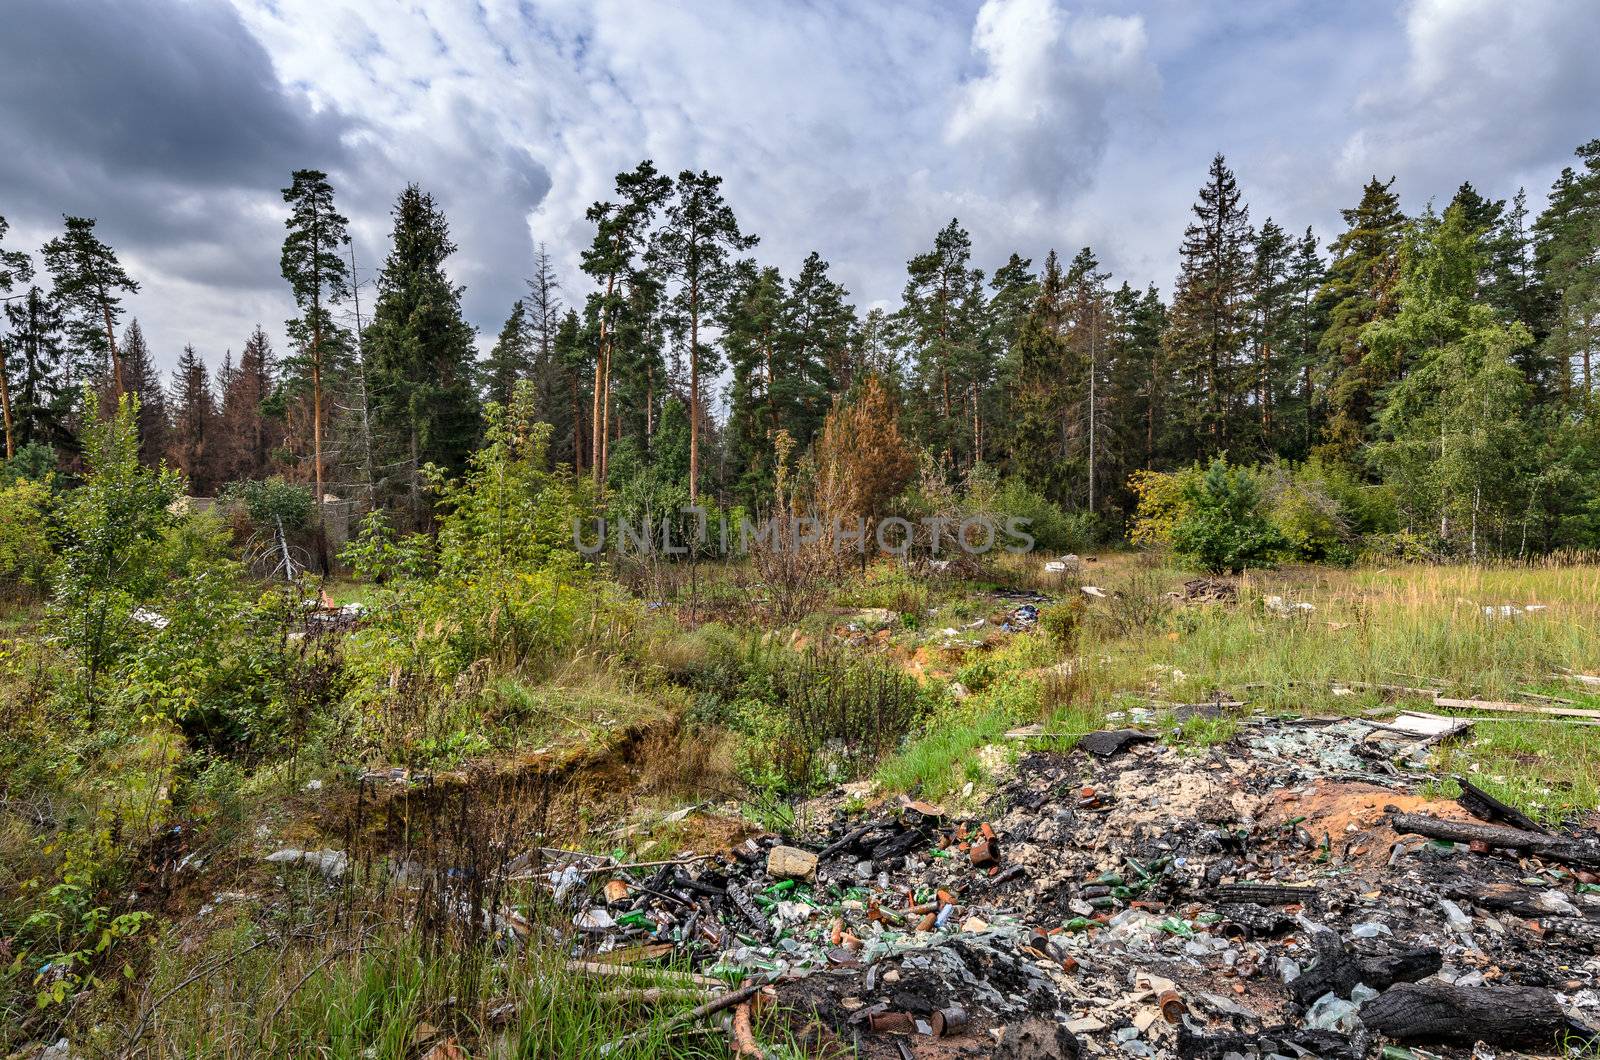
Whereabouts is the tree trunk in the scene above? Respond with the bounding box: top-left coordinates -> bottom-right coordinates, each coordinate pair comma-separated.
1389,812 -> 1600,867
101,299 -> 124,398
689,279 -> 700,503
0,338 -> 14,459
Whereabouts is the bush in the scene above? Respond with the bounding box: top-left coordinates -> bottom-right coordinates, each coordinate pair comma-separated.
1169,459 -> 1283,574
992,478 -> 1096,554
1128,466 -> 1204,547
0,476 -> 54,596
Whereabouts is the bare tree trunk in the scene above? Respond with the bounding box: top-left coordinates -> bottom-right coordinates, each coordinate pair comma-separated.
100,297 -> 125,398
689,279 -> 701,503
0,338 -> 14,459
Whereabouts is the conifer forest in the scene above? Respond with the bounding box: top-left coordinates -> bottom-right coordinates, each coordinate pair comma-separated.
5,2 -> 1600,1058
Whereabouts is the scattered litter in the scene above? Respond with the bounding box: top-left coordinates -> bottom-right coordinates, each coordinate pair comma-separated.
263,848 -> 347,879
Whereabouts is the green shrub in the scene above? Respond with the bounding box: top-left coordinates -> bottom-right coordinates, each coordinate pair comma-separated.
0,476 -> 54,596
1169,459 -> 1283,574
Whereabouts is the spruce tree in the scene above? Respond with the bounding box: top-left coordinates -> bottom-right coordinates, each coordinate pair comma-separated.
0,214 -> 35,458
3,286 -> 70,453
114,321 -> 166,466
1534,141 -> 1600,404
525,243 -> 566,428
42,216 -> 139,398
1246,218 -> 1296,457
1164,154 -> 1253,455
650,168 -> 758,502
364,184 -> 483,516
1317,176 -> 1406,458
215,325 -> 280,483
168,344 -> 215,492
897,219 -> 988,468
280,169 -> 351,523
485,300 -> 533,407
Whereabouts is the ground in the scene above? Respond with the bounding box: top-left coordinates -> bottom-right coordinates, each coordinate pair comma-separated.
5,555 -> 1600,1058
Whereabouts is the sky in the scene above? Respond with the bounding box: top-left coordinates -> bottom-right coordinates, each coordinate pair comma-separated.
2,0 -> 1599,374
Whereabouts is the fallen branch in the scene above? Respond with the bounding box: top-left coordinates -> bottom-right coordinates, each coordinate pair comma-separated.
599,980 -> 769,1057
565,960 -> 724,988
1388,813 -> 1600,868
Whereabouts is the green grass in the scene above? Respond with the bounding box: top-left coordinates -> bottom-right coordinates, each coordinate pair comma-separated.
872,559 -> 1600,823
127,922 -> 743,1059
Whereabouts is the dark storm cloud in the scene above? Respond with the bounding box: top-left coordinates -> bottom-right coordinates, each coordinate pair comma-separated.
0,0 -> 353,233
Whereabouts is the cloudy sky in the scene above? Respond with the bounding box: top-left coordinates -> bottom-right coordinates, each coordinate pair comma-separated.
2,0 -> 1597,373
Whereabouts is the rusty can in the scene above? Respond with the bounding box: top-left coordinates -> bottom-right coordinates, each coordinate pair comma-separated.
932,1005 -> 969,1037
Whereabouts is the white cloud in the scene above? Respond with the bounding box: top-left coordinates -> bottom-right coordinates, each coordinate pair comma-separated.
946,0 -> 1155,205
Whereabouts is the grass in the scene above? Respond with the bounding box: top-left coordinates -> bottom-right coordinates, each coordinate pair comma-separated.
866,556 -> 1600,823
124,920 -> 743,1059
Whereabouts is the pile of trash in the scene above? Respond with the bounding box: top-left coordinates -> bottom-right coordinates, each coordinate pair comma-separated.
526,711 -> 1600,1058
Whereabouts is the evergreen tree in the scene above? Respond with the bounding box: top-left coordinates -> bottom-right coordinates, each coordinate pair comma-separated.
1367,204 -> 1535,555
215,324 -> 281,483
1534,140 -> 1600,404
1164,154 -> 1253,455
41,216 -> 140,398
279,169 -> 351,520
525,243 -> 566,429
0,215 -> 34,459
114,320 -> 166,466
1318,176 -> 1406,458
1246,217 -> 1296,457
364,184 -> 483,515
650,168 -> 758,502
897,219 -> 988,468
583,162 -> 672,488
1283,228 -> 1327,457
3,286 -> 70,454
484,300 -> 532,407
1010,251 -> 1070,497
785,251 -> 855,401
721,261 -> 787,502
167,344 -> 215,491
552,308 -> 589,471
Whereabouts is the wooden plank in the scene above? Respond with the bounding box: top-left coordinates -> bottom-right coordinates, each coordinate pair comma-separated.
1432,696 -> 1600,719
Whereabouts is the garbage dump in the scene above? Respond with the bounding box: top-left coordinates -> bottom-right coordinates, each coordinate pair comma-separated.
508,712 -> 1599,1058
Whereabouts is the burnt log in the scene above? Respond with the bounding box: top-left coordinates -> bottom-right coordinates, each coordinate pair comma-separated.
728,884 -> 770,936
817,823 -> 874,861
1445,880 -> 1580,918
868,828 -> 929,864
1208,883 -> 1318,906
1289,932 -> 1441,1005
1359,981 -> 1592,1050
1179,1026 -> 1360,1060
1455,776 -> 1548,834
1388,813 -> 1600,868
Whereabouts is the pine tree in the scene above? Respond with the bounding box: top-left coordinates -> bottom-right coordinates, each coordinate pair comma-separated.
582,162 -> 671,489
280,169 -> 351,523
1164,154 -> 1253,455
167,344 -> 215,491
650,168 -> 758,502
552,309 -> 589,471
721,261 -> 787,501
1318,176 -> 1406,458
786,251 -> 855,401
42,216 -> 139,399
1066,247 -> 1110,511
364,184 -> 483,516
